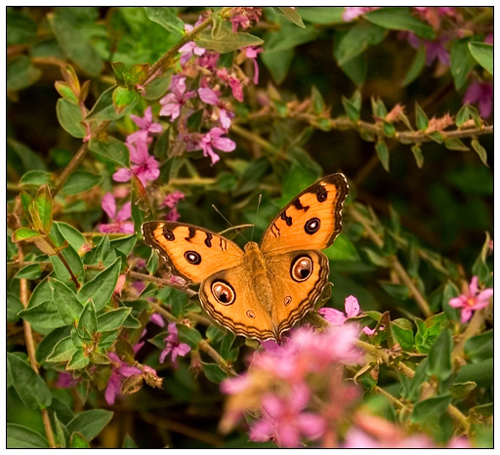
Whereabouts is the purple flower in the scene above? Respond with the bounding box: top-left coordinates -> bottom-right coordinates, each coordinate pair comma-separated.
198,52 -> 220,71
198,127 -> 236,165
463,81 -> 493,118
343,7 -> 380,22
245,46 -> 263,84
319,295 -> 360,326
113,137 -> 160,186
159,76 -> 196,120
159,323 -> 191,365
249,383 -> 326,447
406,33 -> 450,66
198,87 -> 235,128
98,193 -> 134,234
217,68 -> 244,102
105,352 -> 142,405
229,7 -> 262,32
449,276 -> 493,323
162,190 -> 185,209
150,313 -> 165,328
55,372 -> 79,388
179,24 -> 206,65
127,106 -> 162,144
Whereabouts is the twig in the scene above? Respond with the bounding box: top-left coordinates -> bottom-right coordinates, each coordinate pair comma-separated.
44,236 -> 80,289
198,340 -> 236,376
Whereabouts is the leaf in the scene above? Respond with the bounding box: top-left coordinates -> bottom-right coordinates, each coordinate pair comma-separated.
456,358 -> 492,386
144,7 -> 184,36
79,300 -> 98,335
88,136 -> 130,168
7,293 -> 24,323
450,39 -> 476,90
112,86 -> 139,115
66,349 -> 90,370
7,424 -> 49,448
412,395 -> 452,423
97,307 -> 132,332
415,102 -> 429,131
444,138 -> 469,151
464,330 -> 493,363
144,71 -> 172,100
48,12 -> 103,77
66,410 -> 114,442
391,321 -> 414,351
276,7 -> 305,28
406,358 -> 428,401
402,45 -> 426,87
12,227 -> 43,242
86,86 -> 137,121
33,184 -> 53,233
177,325 -> 202,349
468,42 -> 493,75
297,7 -> 344,24
78,258 -> 121,312
18,170 -> 54,188
261,48 -> 294,85
471,139 -> 488,167
35,327 -> 72,364
335,22 -> 385,65
7,56 -> 42,91
324,233 -> 359,261
110,235 -> 137,256
7,10 -> 37,44
18,300 -> 66,332
311,86 -> 324,114
55,222 -> 86,251
375,141 -> 390,172
411,144 -> 424,168
46,336 -> 78,363
428,328 -> 452,380
56,99 -> 86,138
62,171 -> 102,195
15,263 -> 42,279
380,283 -> 409,300
203,364 -> 227,383
338,50 -> 366,87
71,432 -> 90,448
365,7 -> 435,39
7,353 -> 52,411
196,28 -> 263,53
50,279 -> 84,324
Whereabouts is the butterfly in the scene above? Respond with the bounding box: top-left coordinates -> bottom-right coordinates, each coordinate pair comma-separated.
142,174 -> 349,342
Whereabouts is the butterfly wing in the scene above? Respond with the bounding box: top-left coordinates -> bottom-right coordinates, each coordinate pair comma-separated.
261,173 -> 349,254
266,250 -> 330,339
142,221 -> 244,283
199,266 -> 275,341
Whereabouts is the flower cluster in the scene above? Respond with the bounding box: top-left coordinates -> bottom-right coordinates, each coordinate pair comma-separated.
220,324 -> 363,447
449,276 -> 493,323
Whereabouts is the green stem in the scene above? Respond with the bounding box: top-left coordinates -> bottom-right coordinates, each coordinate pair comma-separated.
44,236 -> 81,290
198,339 -> 236,375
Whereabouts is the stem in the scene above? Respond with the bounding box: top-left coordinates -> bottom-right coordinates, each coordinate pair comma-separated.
231,124 -> 278,153
44,236 -> 81,290
18,248 -> 56,448
198,340 -> 236,375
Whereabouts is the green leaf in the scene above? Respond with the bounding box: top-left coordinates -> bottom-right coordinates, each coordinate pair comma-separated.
471,139 -> 488,167
97,307 -> 132,332
112,87 -> 139,115
342,91 -> 362,121
66,410 -> 113,442
177,325 -> 202,349
261,48 -> 294,85
144,71 -> 172,100
62,171 -> 102,195
297,7 -> 344,24
7,10 -> 37,44
468,42 -> 493,75
380,283 -> 409,300
50,279 -> 84,324
86,86 -> 137,121
464,330 -> 492,363
55,81 -> 79,104
324,233 -> 359,261
456,358 -> 492,386
89,136 -> 130,168
402,45 -> 426,87
18,170 -> 54,188
428,328 -> 452,380
186,109 -> 204,131
444,138 -> 469,151
375,141 -> 390,172
365,7 -> 435,39
335,22 -> 385,65
70,432 -> 90,448
412,395 -> 452,423
110,235 -> 137,256
46,336 -> 78,362
7,424 -> 49,448
144,7 -> 185,36
7,293 -> 23,323
276,7 -> 305,28
7,353 -> 52,410
203,364 -> 227,383
18,300 -> 66,332
48,12 -> 103,77
311,86 -> 324,114
450,39 -> 476,90
56,99 -> 86,138
78,258 -> 121,312
391,321 -> 414,351
79,300 -> 98,335
7,56 -> 42,91
35,327 -> 72,364
50,245 -> 84,285
415,102 -> 429,131
196,27 -> 263,53
55,222 -> 86,251
66,349 -> 90,370
122,434 -> 137,448
15,263 -> 42,280
12,227 -> 42,242
411,144 -> 424,168
34,184 -> 53,233
340,52 -> 366,87
406,358 -> 428,401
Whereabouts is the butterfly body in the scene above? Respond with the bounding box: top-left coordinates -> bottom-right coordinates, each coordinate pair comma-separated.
142,173 -> 348,342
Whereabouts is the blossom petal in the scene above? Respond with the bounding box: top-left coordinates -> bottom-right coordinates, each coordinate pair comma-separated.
104,373 -> 121,405
116,202 -> 132,221
461,308 -> 473,323
318,307 -> 346,326
297,413 -> 326,439
113,168 -> 133,183
213,136 -> 236,152
198,87 -> 219,105
101,193 -> 116,219
345,295 -> 360,317
249,418 -> 274,442
121,222 -> 135,234
448,296 -> 465,308
150,313 -> 165,327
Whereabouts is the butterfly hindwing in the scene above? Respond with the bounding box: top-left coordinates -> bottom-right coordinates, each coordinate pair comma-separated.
261,174 -> 349,254
142,221 -> 244,284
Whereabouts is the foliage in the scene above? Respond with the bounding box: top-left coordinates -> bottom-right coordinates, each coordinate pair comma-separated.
7,6 -> 493,448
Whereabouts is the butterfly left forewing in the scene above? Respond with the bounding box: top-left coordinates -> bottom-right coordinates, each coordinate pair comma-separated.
261,173 -> 349,254
142,221 -> 244,283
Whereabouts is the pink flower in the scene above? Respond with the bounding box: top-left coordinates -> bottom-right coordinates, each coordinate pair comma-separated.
319,295 -> 360,326
198,127 -> 236,165
198,52 -> 220,71
250,383 -> 326,447
159,76 -> 196,120
485,33 -> 493,45
113,137 -> 160,186
198,87 -> 235,128
230,7 -> 262,31
449,276 -> 493,323
463,81 -> 493,118
343,7 -> 380,22
150,313 -> 165,328
55,372 -> 79,388
163,190 -> 185,208
98,193 -> 134,234
105,352 -> 142,405
217,68 -> 244,102
127,106 -> 162,144
406,33 -> 450,66
245,46 -> 263,84
159,323 -> 191,364
220,373 -> 251,395
179,24 -> 206,65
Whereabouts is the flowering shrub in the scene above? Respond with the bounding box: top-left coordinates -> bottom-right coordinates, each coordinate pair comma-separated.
7,6 -> 493,448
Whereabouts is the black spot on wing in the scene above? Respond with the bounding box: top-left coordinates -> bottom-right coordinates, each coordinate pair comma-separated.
185,226 -> 196,241
292,198 -> 310,211
316,185 -> 327,202
163,227 -> 175,241
280,210 -> 293,226
205,232 -> 213,248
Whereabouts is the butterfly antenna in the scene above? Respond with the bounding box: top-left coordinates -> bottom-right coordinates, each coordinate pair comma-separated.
251,194 -> 262,242
212,205 -> 248,241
